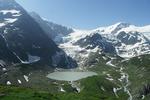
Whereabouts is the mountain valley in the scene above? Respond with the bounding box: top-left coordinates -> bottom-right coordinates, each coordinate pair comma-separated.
0,0 -> 150,100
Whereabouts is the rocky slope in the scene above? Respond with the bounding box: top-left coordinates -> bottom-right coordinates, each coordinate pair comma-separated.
0,0 -> 77,86
30,12 -> 73,44
0,0 -> 77,68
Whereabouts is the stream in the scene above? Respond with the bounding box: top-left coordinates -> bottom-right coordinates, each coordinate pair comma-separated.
106,58 -> 133,100
119,67 -> 133,100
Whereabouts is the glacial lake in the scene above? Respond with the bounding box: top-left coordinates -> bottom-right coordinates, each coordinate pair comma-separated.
47,71 -> 97,81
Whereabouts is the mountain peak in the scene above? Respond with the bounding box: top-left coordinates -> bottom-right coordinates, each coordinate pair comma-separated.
113,22 -> 130,28
94,22 -> 131,34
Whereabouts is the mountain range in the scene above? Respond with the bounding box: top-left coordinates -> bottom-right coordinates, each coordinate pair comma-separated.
0,0 -> 150,100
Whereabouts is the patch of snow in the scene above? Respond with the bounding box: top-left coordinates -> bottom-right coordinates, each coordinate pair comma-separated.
28,55 -> 40,63
106,74 -> 111,77
106,74 -> 114,81
12,13 -> 22,17
102,56 -> 107,60
0,60 -> 5,67
101,86 -> 105,91
20,54 -> 40,64
0,23 -> 6,27
118,73 -> 126,82
18,79 -> 22,84
113,88 -> 119,98
6,81 -> 11,85
0,9 -> 20,15
24,75 -> 29,82
142,95 -> 145,100
5,18 -> 18,23
60,87 -> 65,92
2,68 -> 6,71
106,60 -> 116,67
0,18 -> 18,28
106,77 -> 114,81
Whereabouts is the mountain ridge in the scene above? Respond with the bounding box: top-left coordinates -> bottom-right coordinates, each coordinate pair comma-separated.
0,0 -> 77,67
29,12 -> 150,65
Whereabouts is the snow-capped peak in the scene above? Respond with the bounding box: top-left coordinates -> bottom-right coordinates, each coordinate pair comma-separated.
114,22 -> 130,27
59,22 -> 150,61
65,22 -> 150,44
93,22 -> 131,34
64,22 -> 132,43
118,25 -> 150,33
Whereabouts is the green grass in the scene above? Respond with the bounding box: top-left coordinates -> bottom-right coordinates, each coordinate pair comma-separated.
0,75 -> 128,100
0,85 -> 57,100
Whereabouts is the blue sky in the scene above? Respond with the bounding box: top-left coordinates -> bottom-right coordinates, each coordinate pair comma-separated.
16,0 -> 150,29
